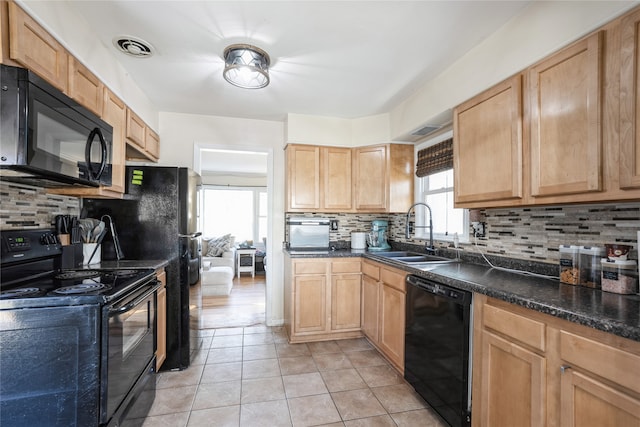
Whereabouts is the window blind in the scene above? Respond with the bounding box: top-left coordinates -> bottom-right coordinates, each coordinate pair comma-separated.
415,138 -> 453,177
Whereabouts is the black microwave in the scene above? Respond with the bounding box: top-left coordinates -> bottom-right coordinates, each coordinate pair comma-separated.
0,64 -> 112,187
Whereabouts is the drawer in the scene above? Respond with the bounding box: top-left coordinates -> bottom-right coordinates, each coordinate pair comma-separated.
483,304 -> 546,352
380,267 -> 406,292
294,260 -> 328,275
361,261 -> 380,280
560,331 -> 640,394
332,260 -> 361,274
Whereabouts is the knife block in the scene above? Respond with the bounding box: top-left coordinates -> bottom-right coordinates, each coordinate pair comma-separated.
61,243 -> 83,269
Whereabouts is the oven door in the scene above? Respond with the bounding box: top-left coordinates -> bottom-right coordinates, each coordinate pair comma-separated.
103,280 -> 160,424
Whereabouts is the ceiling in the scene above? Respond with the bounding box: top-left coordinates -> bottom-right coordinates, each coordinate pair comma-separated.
67,1 -> 531,122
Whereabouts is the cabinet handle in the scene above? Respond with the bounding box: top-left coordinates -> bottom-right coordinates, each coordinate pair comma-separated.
560,365 -> 572,374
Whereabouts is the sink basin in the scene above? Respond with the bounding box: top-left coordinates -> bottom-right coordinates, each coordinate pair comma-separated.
372,251 -> 457,266
370,251 -> 419,258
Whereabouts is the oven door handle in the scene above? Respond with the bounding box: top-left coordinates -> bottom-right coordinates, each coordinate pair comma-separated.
109,281 -> 161,315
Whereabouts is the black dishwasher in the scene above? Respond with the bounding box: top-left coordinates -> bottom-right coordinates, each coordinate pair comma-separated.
404,275 -> 472,427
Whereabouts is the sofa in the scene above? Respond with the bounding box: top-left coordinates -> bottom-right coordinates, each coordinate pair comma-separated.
201,235 -> 236,296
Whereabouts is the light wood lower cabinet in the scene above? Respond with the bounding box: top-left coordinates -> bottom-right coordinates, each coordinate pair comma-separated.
155,269 -> 167,371
284,257 -> 362,343
472,295 -> 640,427
360,259 -> 407,372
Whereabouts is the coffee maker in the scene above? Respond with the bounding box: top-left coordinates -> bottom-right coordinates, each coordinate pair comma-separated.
367,220 -> 391,251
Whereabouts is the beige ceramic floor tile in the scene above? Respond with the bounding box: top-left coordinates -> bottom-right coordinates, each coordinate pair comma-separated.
200,361 -> 242,384
276,342 -> 311,358
241,377 -> 286,404
147,385 -> 197,416
279,356 -> 318,376
240,399 -> 292,427
244,325 -> 271,334
335,338 -> 373,352
307,340 -> 342,355
371,383 -> 426,413
187,406 -> 240,427
355,365 -> 403,388
287,394 -> 342,427
390,408 -> 448,427
211,334 -> 244,348
242,343 -> 277,360
319,368 -> 368,393
156,364 -> 204,389
140,412 -> 190,427
283,372 -> 328,398
243,332 -> 274,346
214,327 -> 245,336
207,346 -> 243,364
191,380 -> 242,410
345,350 -> 387,368
313,352 -> 354,371
242,358 -> 281,379
331,389 -> 387,421
343,414 -> 397,427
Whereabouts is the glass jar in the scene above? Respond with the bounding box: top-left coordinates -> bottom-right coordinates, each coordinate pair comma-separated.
579,246 -> 605,288
559,245 -> 580,285
601,260 -> 638,294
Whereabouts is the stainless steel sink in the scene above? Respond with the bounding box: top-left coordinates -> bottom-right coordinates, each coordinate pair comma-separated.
372,251 -> 457,267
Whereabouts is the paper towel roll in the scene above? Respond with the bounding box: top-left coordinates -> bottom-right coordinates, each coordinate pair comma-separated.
351,232 -> 366,249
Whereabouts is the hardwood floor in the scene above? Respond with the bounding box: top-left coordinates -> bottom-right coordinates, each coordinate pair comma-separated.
199,274 -> 266,329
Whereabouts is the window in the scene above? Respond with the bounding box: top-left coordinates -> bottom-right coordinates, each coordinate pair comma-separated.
414,132 -> 468,242
200,187 -> 268,247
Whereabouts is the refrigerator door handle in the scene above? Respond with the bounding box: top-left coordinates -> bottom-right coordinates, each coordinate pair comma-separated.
178,232 -> 202,239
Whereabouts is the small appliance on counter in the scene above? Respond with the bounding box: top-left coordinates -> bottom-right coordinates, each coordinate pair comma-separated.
367,220 -> 391,251
351,232 -> 367,250
287,217 -> 330,252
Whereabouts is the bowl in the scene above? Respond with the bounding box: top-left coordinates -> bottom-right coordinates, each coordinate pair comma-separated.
604,244 -> 632,261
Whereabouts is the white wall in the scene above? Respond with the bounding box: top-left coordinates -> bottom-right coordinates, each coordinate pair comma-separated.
159,112 -> 286,326
389,0 -> 639,140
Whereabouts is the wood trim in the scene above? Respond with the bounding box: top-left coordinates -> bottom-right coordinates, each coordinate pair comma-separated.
483,303 -> 546,352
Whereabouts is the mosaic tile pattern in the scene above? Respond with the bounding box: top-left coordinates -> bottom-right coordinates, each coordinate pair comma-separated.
287,202 -> 640,264
0,182 -> 80,230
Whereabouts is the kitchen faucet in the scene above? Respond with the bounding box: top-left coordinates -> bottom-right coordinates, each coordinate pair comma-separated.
405,202 -> 435,255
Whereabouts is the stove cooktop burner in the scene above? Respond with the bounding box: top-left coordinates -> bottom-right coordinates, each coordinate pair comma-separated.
53,283 -> 110,295
0,287 -> 42,299
55,271 -> 101,280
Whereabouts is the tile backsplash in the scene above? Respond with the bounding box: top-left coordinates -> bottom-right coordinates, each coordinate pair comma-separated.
0,182 -> 80,230
288,202 -> 639,264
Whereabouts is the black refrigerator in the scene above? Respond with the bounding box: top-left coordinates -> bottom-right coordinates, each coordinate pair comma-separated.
84,166 -> 203,371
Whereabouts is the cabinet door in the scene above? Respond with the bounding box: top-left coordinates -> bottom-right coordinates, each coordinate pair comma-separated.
560,370 -> 640,427
620,8 -> 640,190
331,273 -> 361,331
354,145 -> 387,211
145,127 -> 160,160
378,283 -> 405,370
286,145 -> 321,211
529,32 -> 603,197
454,75 -> 523,205
293,275 -> 327,334
8,2 -> 68,92
479,331 -> 546,427
361,274 -> 379,342
68,57 -> 103,116
102,89 -> 126,193
322,147 -> 352,211
126,108 -> 146,150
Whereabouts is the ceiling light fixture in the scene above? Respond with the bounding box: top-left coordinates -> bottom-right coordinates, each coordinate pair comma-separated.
223,44 -> 270,89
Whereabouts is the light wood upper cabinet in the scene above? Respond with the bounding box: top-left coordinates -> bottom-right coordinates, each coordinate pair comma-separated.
68,57 -> 103,117
124,108 -> 159,162
530,31 -> 604,197
620,7 -> 640,190
145,127 -> 160,160
354,143 -> 414,213
126,108 -> 146,151
322,147 -> 352,211
454,75 -> 523,205
8,2 -> 68,92
286,145 -> 321,211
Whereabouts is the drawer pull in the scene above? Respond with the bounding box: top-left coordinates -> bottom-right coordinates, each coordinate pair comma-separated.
560,365 -> 572,374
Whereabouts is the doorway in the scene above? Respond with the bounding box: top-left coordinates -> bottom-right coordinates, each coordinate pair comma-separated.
194,146 -> 272,329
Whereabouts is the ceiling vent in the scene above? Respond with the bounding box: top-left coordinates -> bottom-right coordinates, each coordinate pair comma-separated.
411,125 -> 441,137
113,36 -> 154,58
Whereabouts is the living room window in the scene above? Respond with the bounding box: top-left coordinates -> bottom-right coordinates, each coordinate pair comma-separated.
201,186 -> 267,247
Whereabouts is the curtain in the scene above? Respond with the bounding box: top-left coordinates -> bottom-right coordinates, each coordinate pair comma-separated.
415,138 -> 453,177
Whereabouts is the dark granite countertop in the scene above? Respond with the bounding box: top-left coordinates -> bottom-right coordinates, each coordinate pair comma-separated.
285,249 -> 640,342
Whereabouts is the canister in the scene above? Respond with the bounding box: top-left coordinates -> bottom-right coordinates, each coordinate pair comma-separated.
559,245 -> 580,285
601,259 -> 638,294
579,246 -> 605,288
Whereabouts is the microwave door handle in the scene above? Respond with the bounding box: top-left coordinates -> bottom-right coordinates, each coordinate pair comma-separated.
85,127 -> 107,180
